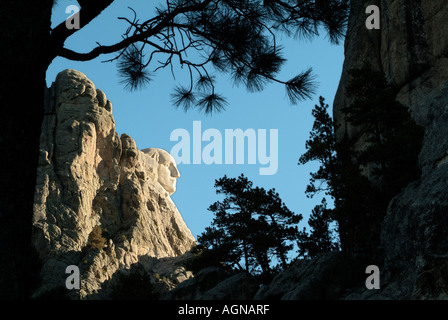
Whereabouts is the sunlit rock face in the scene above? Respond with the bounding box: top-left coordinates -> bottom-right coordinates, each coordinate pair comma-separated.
33,69 -> 195,298
333,1 -> 448,299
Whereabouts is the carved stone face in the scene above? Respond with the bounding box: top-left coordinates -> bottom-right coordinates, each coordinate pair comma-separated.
156,149 -> 180,195
142,148 -> 180,195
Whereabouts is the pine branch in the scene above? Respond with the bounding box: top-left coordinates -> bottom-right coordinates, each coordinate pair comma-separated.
285,68 -> 318,104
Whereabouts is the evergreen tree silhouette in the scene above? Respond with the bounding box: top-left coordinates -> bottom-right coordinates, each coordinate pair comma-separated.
198,174 -> 302,279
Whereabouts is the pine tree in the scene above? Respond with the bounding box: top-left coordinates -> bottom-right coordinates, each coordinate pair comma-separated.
297,198 -> 339,259
298,96 -> 341,254
198,174 -> 302,278
299,96 -> 338,197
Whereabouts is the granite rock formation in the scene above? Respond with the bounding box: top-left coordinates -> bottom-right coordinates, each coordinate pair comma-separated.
32,69 -> 196,299
332,0 -> 448,299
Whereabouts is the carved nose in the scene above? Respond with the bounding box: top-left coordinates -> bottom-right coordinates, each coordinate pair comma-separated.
170,164 -> 180,178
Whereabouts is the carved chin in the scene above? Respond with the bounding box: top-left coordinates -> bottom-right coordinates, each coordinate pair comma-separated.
160,181 -> 176,195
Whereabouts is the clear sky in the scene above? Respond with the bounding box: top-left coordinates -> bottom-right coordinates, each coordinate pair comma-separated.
47,1 -> 344,240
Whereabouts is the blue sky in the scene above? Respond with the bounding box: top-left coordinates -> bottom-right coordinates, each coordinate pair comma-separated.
47,1 -> 344,239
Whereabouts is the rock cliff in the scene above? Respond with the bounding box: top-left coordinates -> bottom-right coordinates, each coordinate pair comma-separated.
33,69 -> 196,299
332,0 -> 448,299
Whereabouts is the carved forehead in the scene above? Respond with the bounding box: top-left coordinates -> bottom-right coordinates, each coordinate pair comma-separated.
142,148 -> 176,164
158,149 -> 175,163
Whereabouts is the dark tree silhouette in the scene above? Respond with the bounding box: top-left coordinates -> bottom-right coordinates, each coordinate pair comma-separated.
297,96 -> 340,255
299,96 -> 338,198
198,174 -> 302,279
297,198 -> 339,259
0,0 -> 348,298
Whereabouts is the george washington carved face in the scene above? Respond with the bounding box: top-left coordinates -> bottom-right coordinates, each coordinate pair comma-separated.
142,148 -> 180,195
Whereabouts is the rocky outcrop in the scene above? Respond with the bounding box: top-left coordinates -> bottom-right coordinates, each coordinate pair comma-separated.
333,1 -> 448,299
166,267 -> 259,300
254,252 -> 378,300
32,69 -> 196,299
